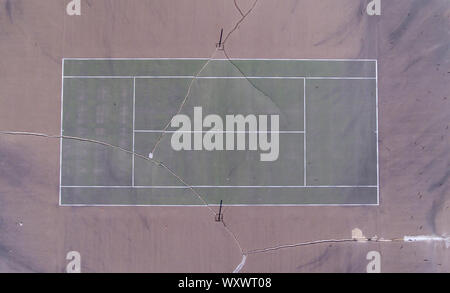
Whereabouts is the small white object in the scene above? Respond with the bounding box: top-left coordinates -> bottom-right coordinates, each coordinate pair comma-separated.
148,153 -> 153,159
404,235 -> 450,248
233,255 -> 247,273
352,228 -> 367,242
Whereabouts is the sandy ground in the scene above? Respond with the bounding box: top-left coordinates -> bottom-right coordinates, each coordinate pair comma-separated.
0,0 -> 449,272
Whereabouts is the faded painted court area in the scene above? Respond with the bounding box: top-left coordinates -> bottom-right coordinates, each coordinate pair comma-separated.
61,59 -> 378,205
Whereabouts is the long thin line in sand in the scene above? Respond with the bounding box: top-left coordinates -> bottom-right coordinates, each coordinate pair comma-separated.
244,235 -> 450,255
0,130 -> 247,266
222,0 -> 259,46
245,238 -> 397,255
0,131 -> 216,215
232,235 -> 450,272
222,47 -> 287,119
233,0 -> 245,17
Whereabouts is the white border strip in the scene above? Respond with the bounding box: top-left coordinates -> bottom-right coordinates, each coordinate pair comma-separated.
303,78 -> 307,186
134,130 -> 305,133
132,78 -> 136,187
61,185 -> 378,188
60,203 -> 379,207
376,60 -> 380,205
63,58 -> 378,62
59,59 -> 65,206
64,76 -> 376,80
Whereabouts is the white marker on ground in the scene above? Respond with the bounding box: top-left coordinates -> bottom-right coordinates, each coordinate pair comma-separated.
148,153 -> 153,159
404,235 -> 450,248
233,255 -> 247,273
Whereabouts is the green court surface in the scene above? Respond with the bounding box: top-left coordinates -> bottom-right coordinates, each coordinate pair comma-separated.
60,59 -> 378,206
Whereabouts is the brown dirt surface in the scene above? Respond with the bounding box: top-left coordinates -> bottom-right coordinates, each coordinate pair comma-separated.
0,0 -> 449,272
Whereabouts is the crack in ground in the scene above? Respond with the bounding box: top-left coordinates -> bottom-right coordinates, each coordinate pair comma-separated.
236,235 -> 450,272
233,0 -> 245,17
0,131 -> 215,213
222,47 -> 288,120
222,0 -> 259,46
0,130 -> 245,264
150,48 -> 219,155
244,235 -> 450,255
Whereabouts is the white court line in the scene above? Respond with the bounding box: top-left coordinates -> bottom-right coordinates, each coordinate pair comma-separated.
305,77 -> 375,80
134,130 -> 305,133
376,60 -> 380,205
60,204 -> 379,207
59,59 -> 65,206
63,76 -> 376,80
303,78 -> 307,186
132,78 -> 136,187
61,185 -> 378,188
63,58 -> 377,62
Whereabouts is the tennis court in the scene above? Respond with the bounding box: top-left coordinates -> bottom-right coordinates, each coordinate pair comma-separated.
60,59 -> 378,206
